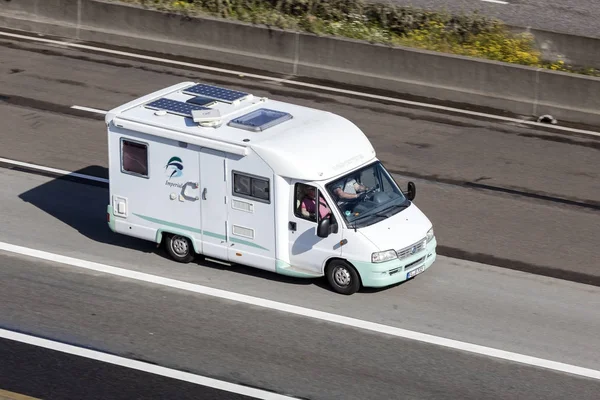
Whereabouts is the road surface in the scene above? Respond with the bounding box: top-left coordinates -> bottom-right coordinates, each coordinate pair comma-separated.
0,29 -> 599,399
1,35 -> 598,283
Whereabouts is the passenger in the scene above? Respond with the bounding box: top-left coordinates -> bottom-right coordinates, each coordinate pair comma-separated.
301,186 -> 331,220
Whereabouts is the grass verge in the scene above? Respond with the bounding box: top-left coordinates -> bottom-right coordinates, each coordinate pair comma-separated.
115,0 -> 600,77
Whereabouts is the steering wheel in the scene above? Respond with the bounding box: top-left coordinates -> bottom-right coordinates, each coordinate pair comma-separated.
357,187 -> 376,201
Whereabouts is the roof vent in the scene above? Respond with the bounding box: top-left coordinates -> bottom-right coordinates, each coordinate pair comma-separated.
192,108 -> 222,128
228,108 -> 292,132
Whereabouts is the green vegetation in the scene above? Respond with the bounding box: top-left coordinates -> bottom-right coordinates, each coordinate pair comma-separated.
120,0 -> 599,76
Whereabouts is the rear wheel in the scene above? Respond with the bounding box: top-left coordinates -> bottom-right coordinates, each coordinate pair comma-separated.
165,234 -> 195,263
326,260 -> 361,295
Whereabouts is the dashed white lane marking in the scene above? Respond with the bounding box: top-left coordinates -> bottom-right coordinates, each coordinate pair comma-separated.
0,241 -> 599,382
71,105 -> 108,114
0,157 -> 108,183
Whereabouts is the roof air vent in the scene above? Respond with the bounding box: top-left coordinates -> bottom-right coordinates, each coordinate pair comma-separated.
228,108 -> 292,132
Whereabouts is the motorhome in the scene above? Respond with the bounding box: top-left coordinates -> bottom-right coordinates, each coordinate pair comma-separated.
105,81 -> 437,295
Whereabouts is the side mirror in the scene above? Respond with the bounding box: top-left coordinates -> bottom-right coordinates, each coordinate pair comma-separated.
406,181 -> 416,201
317,217 -> 331,238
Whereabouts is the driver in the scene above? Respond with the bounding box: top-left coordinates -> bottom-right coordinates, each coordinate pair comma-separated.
331,174 -> 369,200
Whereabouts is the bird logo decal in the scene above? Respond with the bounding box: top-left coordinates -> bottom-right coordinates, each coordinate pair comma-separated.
165,156 -> 184,179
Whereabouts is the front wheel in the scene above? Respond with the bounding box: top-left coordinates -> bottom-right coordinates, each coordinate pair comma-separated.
165,234 -> 195,263
326,260 -> 361,295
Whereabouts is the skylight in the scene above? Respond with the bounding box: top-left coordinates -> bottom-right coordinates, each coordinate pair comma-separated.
228,108 -> 292,132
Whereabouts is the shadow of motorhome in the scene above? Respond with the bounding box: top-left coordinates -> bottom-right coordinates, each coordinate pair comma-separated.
16,166 -> 328,290
17,166 -> 156,254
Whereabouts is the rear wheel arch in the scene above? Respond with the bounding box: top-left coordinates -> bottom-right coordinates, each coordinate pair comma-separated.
157,230 -> 198,263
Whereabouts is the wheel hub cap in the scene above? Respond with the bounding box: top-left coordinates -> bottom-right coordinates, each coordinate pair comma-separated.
172,236 -> 188,255
334,267 -> 351,286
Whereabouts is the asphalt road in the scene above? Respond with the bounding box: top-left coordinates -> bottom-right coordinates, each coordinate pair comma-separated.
2,169 -> 600,372
1,32 -> 600,399
0,36 -> 598,283
1,252 -> 600,400
383,0 -> 600,39
0,339 -> 254,400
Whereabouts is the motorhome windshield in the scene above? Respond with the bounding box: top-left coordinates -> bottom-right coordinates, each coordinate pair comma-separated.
325,161 -> 409,228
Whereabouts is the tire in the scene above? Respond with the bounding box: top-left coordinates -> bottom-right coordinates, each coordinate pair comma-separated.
165,234 -> 195,263
326,260 -> 361,295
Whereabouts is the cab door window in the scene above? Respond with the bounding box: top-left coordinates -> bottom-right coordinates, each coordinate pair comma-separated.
294,183 -> 332,222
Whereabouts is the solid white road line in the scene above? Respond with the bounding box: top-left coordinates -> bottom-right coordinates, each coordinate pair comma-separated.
71,105 -> 108,114
1,241 -> 599,382
0,328 -> 297,400
0,157 -> 108,183
482,0 -> 509,4
1,30 -> 599,138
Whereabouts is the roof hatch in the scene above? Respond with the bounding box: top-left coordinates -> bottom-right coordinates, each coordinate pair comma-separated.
228,108 -> 293,132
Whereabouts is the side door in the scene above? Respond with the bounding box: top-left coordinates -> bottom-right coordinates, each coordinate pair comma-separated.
199,147 -> 228,261
288,182 -> 343,273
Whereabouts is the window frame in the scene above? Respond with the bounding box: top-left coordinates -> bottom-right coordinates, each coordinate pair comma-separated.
120,137 -> 150,179
293,183 -> 337,229
294,183 -> 318,222
231,170 -> 271,204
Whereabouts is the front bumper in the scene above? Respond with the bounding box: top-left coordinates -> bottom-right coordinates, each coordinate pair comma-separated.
351,236 -> 437,288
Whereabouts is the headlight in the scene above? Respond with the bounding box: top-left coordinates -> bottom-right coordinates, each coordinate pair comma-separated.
426,227 -> 434,243
372,249 -> 397,263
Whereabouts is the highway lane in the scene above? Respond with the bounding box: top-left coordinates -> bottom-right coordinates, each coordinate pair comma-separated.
0,339 -> 256,400
2,38 -> 599,205
0,37 -> 599,282
380,0 -> 600,39
1,168 -> 600,373
1,252 -> 600,400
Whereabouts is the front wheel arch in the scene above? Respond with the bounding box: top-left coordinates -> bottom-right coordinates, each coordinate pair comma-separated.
324,258 -> 362,295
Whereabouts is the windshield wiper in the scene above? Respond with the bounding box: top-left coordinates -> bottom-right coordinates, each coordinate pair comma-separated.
350,213 -> 387,227
386,203 -> 409,214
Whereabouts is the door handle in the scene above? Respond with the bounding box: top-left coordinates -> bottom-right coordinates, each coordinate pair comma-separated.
289,221 -> 296,231
202,188 -> 207,200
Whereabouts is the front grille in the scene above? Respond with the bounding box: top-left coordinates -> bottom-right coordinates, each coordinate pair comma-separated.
396,238 -> 426,260
405,256 -> 425,270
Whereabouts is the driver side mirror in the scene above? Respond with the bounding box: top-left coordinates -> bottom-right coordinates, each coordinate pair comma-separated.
317,217 -> 331,238
406,181 -> 416,201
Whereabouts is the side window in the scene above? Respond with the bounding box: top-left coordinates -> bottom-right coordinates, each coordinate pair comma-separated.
233,172 -> 270,203
121,138 -> 148,177
294,183 -> 332,223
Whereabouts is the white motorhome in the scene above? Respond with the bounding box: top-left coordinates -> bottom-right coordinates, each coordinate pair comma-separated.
105,81 -> 437,295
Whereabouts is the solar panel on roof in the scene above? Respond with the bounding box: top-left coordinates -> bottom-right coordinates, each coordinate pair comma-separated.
145,98 -> 210,118
228,108 -> 292,132
183,83 -> 250,104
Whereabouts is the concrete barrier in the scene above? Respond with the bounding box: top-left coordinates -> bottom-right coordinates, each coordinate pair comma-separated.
0,0 -> 79,37
297,34 -> 540,117
507,25 -> 600,70
78,1 -> 299,75
536,69 -> 600,124
1,0 -> 599,127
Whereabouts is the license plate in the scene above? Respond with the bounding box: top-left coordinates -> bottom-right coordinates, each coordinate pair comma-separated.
406,265 -> 425,280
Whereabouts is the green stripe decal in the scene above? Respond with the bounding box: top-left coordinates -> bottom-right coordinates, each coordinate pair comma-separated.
134,213 -> 204,235
230,237 -> 269,252
133,213 -> 268,251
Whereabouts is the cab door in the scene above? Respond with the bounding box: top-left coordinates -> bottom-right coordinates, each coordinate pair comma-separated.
287,182 -> 343,273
